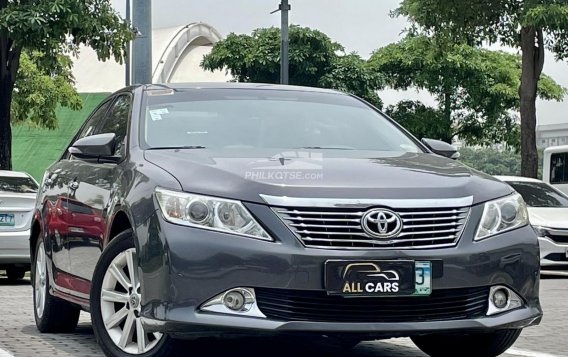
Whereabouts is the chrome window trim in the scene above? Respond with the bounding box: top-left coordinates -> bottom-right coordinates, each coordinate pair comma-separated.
260,195 -> 474,209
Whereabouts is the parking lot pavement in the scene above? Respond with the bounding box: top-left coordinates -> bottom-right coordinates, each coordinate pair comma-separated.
0,274 -> 566,357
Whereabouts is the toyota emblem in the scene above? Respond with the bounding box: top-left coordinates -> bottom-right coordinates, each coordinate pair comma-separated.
361,208 -> 403,238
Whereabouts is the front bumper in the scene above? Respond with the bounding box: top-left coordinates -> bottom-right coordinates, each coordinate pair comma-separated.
539,237 -> 568,272
136,204 -> 541,338
0,229 -> 31,265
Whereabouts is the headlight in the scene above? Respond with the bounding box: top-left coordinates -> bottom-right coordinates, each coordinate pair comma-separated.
155,187 -> 272,241
532,226 -> 548,238
475,193 -> 529,241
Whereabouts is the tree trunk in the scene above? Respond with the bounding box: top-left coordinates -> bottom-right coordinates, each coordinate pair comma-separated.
0,31 -> 21,171
443,86 -> 453,143
0,78 -> 12,170
519,27 -> 544,178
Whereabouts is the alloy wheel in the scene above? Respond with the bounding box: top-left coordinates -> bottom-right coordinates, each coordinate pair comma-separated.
34,242 -> 47,319
100,248 -> 163,354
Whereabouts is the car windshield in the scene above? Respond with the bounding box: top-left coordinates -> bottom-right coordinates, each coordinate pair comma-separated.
0,176 -> 38,193
142,89 -> 422,152
507,181 -> 568,208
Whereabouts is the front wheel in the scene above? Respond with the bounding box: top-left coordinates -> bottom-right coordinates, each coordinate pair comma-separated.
412,329 -> 522,357
90,230 -> 174,357
33,238 -> 80,333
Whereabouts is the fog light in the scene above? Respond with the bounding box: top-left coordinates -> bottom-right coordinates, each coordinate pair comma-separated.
487,285 -> 523,316
492,289 -> 508,309
200,287 -> 266,318
223,291 -> 245,311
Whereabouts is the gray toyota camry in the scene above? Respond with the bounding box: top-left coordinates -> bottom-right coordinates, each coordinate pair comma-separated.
31,83 -> 542,357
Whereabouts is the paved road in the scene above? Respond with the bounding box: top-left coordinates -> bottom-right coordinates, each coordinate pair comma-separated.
0,274 -> 565,357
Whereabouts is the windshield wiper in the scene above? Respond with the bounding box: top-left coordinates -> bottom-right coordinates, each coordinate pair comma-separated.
147,145 -> 207,150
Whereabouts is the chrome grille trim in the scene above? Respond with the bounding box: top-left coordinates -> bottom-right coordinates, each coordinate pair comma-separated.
274,204 -> 471,249
262,195 -> 474,208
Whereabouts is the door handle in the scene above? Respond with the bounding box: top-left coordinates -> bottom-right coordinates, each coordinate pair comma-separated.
70,181 -> 79,190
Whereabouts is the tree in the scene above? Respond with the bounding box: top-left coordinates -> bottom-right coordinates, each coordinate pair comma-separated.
396,0 -> 568,178
12,52 -> 82,130
458,147 -> 544,178
384,100 -> 450,142
0,0 -> 133,169
201,26 -> 384,107
370,34 -> 564,148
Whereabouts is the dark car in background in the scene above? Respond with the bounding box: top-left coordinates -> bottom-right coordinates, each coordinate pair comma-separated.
31,83 -> 541,357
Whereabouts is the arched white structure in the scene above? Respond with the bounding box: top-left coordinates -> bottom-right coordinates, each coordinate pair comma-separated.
72,22 -> 229,93
152,23 -> 223,83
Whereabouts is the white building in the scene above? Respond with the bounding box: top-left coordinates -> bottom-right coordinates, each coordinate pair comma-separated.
537,123 -> 568,149
72,22 -> 230,93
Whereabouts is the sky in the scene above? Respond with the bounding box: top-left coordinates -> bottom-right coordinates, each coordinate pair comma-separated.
112,0 -> 568,126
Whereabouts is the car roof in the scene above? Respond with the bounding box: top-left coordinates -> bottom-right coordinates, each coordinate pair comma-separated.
0,170 -> 32,178
494,175 -> 544,183
143,82 -> 345,95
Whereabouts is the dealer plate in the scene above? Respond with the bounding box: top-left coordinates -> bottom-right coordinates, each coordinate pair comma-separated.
325,260 -> 431,297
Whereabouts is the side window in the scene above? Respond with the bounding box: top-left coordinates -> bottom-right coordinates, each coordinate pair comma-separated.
77,99 -> 114,140
64,99 -> 114,160
95,95 -> 131,158
551,153 -> 568,184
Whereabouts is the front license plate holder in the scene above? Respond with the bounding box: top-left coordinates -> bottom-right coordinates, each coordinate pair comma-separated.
325,260 -> 432,297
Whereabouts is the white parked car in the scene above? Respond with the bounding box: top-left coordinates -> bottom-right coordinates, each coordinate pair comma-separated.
0,170 -> 38,281
497,176 -> 568,275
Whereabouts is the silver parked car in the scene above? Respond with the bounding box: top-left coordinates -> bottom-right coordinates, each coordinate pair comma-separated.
497,176 -> 568,275
0,170 -> 38,280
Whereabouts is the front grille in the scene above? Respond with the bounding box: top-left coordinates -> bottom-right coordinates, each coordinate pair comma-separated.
274,206 -> 469,249
543,253 -> 568,262
546,229 -> 568,244
255,287 -> 489,323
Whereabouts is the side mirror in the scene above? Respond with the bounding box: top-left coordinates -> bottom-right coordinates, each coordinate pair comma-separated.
421,138 -> 460,160
68,133 -> 118,162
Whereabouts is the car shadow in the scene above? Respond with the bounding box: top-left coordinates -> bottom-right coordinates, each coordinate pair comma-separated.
19,321 -> 426,357
0,276 -> 31,286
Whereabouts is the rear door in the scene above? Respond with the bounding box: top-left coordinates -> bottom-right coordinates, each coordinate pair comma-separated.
67,94 -> 131,282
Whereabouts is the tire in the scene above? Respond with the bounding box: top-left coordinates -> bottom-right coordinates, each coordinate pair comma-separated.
412,329 -> 522,357
90,229 -> 174,357
6,266 -> 26,281
33,237 -> 81,333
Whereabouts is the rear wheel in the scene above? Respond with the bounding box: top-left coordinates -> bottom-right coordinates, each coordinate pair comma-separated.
91,230 -> 174,357
412,329 -> 522,357
33,238 -> 80,333
6,266 -> 26,281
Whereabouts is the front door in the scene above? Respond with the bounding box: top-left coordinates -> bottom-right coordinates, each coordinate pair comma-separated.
67,94 -> 131,283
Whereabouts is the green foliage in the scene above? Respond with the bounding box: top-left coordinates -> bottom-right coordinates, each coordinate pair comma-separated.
0,0 -> 134,68
202,26 -> 384,107
396,0 -> 568,58
459,147 -> 543,178
385,100 -> 449,141
319,53 -> 384,108
396,0 -> 568,177
370,34 -> 565,147
11,52 -> 82,130
0,0 -> 133,169
459,147 -> 522,176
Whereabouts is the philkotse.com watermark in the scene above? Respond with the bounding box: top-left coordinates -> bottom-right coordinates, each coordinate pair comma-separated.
245,151 -> 324,182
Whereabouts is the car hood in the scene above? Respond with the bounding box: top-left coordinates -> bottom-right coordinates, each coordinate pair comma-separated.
144,149 -> 512,205
527,207 -> 568,229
